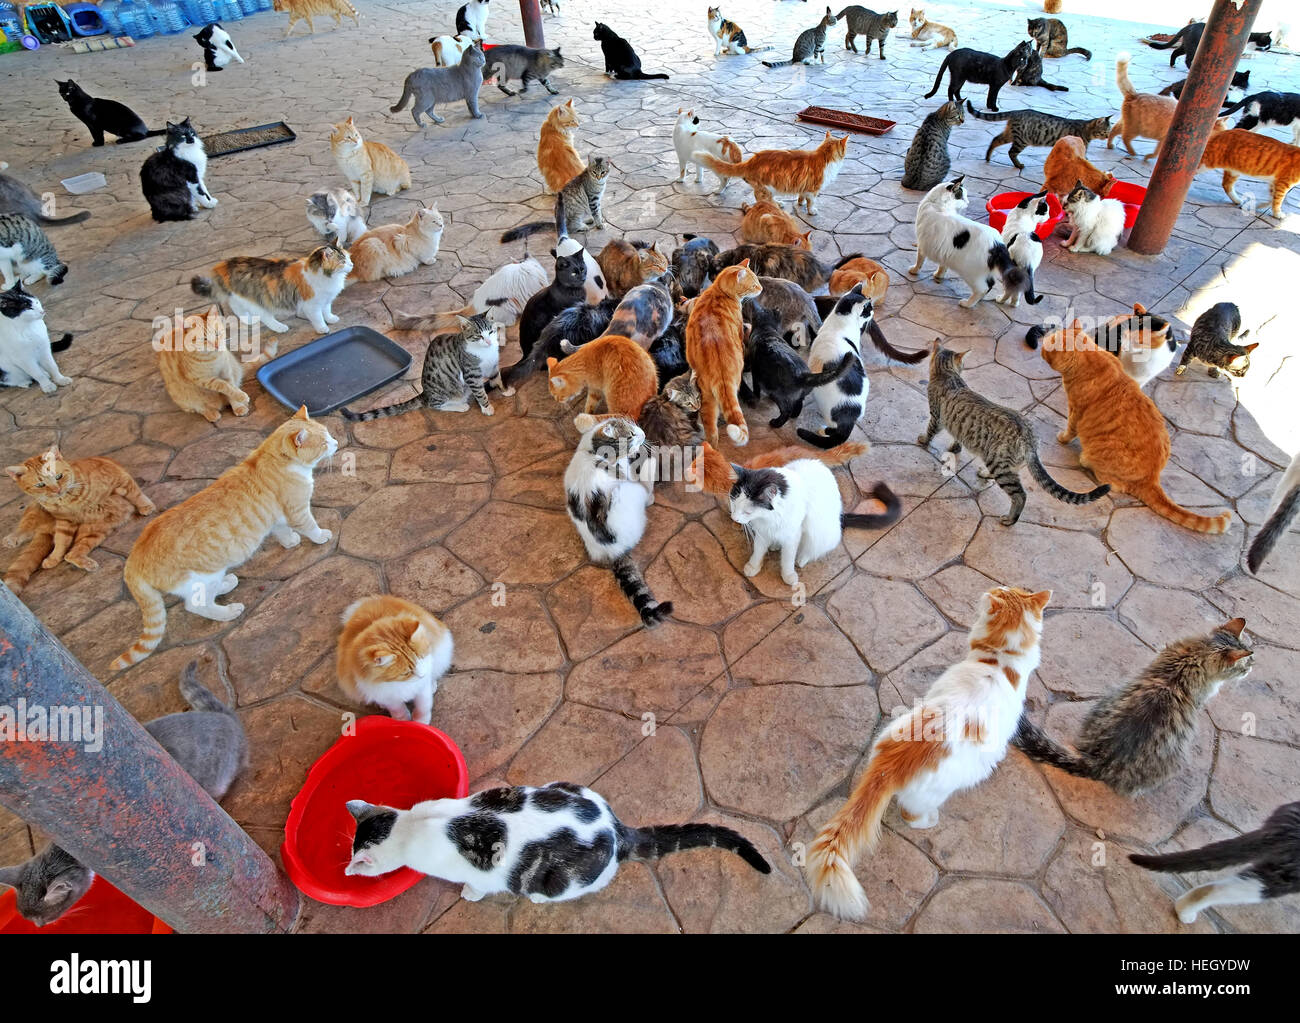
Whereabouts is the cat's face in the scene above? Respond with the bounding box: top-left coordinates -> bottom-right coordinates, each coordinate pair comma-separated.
166,118 -> 199,148
331,118 -> 363,149
7,446 -> 77,499
593,22 -> 608,41
1027,18 -> 1043,35
276,406 -> 337,466
1009,39 -> 1032,69
0,850 -> 94,927
1207,618 -> 1254,683
175,305 -> 231,355
552,241 -> 588,289
719,260 -> 762,302
1084,116 -> 1112,141
586,155 -> 611,182
708,6 -> 721,20
972,586 -> 1051,653
1223,342 -> 1259,377
1126,303 -> 1176,354
344,800 -> 402,877
576,416 -> 647,469
663,370 -> 701,413
910,8 -> 924,26
308,244 -> 353,279
460,313 -> 502,351
883,11 -> 898,27
1064,181 -> 1096,213
464,44 -> 486,68
729,465 -> 787,524
0,281 -> 40,321
56,80 -> 84,102
638,243 -> 669,280
414,205 -> 445,234
939,100 -> 964,126
552,98 -> 580,129
355,616 -> 433,683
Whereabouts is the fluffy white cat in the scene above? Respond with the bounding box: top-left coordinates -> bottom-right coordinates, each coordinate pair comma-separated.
0,281 -> 72,393
305,188 -> 368,248
1061,183 -> 1125,255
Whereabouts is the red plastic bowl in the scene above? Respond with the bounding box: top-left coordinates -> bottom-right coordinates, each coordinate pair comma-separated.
281,716 -> 468,907
0,875 -> 171,934
1104,180 -> 1147,229
986,191 -> 1065,238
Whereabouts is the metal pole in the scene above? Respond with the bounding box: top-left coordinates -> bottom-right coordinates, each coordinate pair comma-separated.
520,0 -> 544,48
1127,0 -> 1263,254
0,587 -> 299,933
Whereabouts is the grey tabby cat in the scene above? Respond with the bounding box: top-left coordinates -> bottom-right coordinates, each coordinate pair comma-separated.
0,661 -> 248,926
836,6 -> 898,58
902,100 -> 964,190
482,44 -> 564,96
501,156 -> 611,239
966,102 -> 1111,170
0,214 -> 68,287
1015,618 -> 1253,796
1176,301 -> 1258,379
918,342 -> 1110,525
763,7 -> 836,68
0,168 -> 90,226
341,313 -> 509,420
390,44 -> 488,127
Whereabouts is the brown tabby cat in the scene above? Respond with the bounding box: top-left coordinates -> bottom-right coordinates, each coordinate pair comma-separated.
697,131 -> 849,214
1043,136 -> 1114,196
596,240 -> 669,298
156,306 -> 277,423
537,99 -> 585,193
740,199 -> 812,249
685,260 -> 764,447
1199,128 -> 1300,218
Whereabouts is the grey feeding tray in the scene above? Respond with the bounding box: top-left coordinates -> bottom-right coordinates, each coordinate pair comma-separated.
256,326 -> 412,417
205,121 -> 297,159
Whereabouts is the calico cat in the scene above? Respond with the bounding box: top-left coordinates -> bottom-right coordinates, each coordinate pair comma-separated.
999,191 -> 1049,306
4,446 -> 153,591
537,100 -> 585,193
547,333 -> 657,421
671,234 -> 720,298
713,244 -> 861,293
674,108 -> 743,186
56,80 -> 163,147
0,215 -> 68,288
306,187 -> 367,248
391,46 -> 488,127
1108,54 -> 1178,161
742,302 -> 853,429
808,587 -> 1051,921
343,314 -> 508,420
276,0 -> 359,36
1012,50 -> 1068,93
968,102 -> 1110,170
344,780 -> 768,901
1160,71 -> 1249,102
597,240 -> 668,299
1026,17 -> 1090,59
1043,136 -> 1114,196
502,157 -> 612,239
827,257 -> 888,303
330,118 -> 411,206
698,131 -> 848,215
925,41 -> 1032,112
191,244 -> 351,334
1015,619 -> 1252,795
1027,303 -> 1178,388
1247,452 -> 1300,574
1145,19 -> 1203,68
593,22 -> 669,80
482,44 -> 564,97
0,662 -> 247,926
707,7 -> 770,55
429,33 -> 472,67
691,439 -> 872,496
157,305 -> 275,423
0,281 -> 72,393
908,8 -> 955,50
396,255 -> 548,333
901,100 -> 964,191
140,118 -> 217,222
1061,181 -> 1125,255
750,275 -> 823,348
349,205 -> 444,283
601,280 -> 674,347
1176,301 -> 1257,379
919,342 -> 1109,525
739,200 -> 811,250
1199,128 -> 1300,219
337,595 -> 453,725
111,407 -> 337,670
685,261 -> 763,447
0,168 -> 90,226
510,238 -> 590,362
1222,91 -> 1300,147
455,0 -> 489,41
194,23 -> 244,72
836,7 -> 896,58
796,286 -> 872,449
764,7 -> 837,67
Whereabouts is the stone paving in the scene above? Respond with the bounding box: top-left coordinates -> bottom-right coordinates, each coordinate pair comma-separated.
1,0 -> 1299,933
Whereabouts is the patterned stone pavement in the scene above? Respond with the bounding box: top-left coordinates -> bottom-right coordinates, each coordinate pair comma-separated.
1,0 -> 1298,933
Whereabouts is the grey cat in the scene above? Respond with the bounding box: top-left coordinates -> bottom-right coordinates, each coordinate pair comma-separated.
836,6 -> 898,58
1176,301 -> 1258,379
967,102 -> 1111,170
0,169 -> 90,226
390,44 -> 488,127
341,313 -> 510,420
482,44 -> 564,96
669,234 -> 719,299
500,156 -> 611,239
918,342 -> 1110,525
746,275 -> 823,349
0,213 -> 69,287
0,662 -> 248,927
1015,618 -> 1253,796
902,100 -> 964,190
763,6 -> 836,67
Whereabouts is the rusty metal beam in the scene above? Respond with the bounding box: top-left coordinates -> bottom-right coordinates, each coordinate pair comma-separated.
520,0 -> 544,48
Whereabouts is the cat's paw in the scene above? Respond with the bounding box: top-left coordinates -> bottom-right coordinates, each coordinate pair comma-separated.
499,384 -> 516,397
277,530 -> 302,549
38,381 -> 58,394
137,499 -> 156,516
2,533 -> 24,549
309,528 -> 333,545
53,375 -> 73,386
479,402 -> 495,416
742,560 -> 762,578
231,402 -> 250,417
726,423 -> 749,446
1055,431 -> 1072,444
573,413 -> 597,432
203,408 -> 223,423
64,553 -> 98,572
781,570 -> 800,588
528,893 -> 549,904
200,195 -> 219,208
461,884 -> 485,902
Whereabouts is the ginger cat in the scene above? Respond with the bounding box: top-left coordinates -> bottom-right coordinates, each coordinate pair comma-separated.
537,99 -> 585,193
277,0 -> 359,37
1043,136 -> 1115,197
111,407 -> 337,670
546,333 -> 658,420
156,306 -> 277,423
349,205 -> 444,282
596,240 -> 669,298
739,199 -> 812,249
330,117 -> 411,205
1107,54 -> 1226,162
1199,128 -> 1300,218
337,595 -> 453,725
4,447 -> 154,593
1040,322 -> 1231,534
697,131 -> 849,214
685,260 -> 764,447
828,256 -> 889,302
690,440 -> 870,495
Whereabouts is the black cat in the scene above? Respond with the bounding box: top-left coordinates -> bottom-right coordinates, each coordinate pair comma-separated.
56,80 -> 163,147
648,317 -> 689,387
1146,21 -> 1204,68
593,22 -> 669,80
513,240 -> 590,367
139,119 -> 216,223
1160,70 -> 1249,102
742,303 -> 853,429
1013,51 -> 1068,93
925,41 -> 1032,112
504,296 -> 617,384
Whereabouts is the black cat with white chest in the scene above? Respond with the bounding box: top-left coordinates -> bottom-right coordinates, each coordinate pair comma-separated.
139,119 -> 218,223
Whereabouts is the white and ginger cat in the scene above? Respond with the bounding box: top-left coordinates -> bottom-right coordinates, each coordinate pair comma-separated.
337,595 -> 453,725
349,204 -> 444,282
330,117 -> 411,205
191,244 -> 351,334
156,305 -> 277,423
673,107 -> 742,185
306,187 -> 368,247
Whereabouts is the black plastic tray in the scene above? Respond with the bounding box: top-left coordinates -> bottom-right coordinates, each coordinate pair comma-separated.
256,326 -> 413,417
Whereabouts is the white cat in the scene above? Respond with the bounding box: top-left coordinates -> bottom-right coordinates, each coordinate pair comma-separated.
305,187 -> 368,248
0,281 -> 72,393
1061,183 -> 1125,255
1110,304 -> 1178,388
456,0 -> 489,43
999,191 -> 1050,308
795,286 -> 873,450
392,255 -> 550,331
673,108 -> 742,186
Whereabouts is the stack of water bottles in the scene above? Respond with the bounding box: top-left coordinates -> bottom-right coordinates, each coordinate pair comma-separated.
95,0 -> 269,39
0,0 -> 25,42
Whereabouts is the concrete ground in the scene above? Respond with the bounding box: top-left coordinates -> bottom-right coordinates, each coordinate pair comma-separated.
1,0 -> 1298,933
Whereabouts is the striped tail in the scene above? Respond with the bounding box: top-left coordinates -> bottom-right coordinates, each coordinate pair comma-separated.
3,532 -> 54,594
1247,484 -> 1300,573
339,395 -> 427,421
1011,714 -> 1094,777
1129,830 -> 1269,874
1133,480 -> 1231,534
111,573 -> 168,670
611,554 -> 672,626
1026,451 -> 1110,505
620,822 -> 770,872
391,305 -> 472,332
762,57 -> 794,68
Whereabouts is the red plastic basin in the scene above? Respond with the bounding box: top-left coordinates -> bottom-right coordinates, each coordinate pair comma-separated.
0,875 -> 171,934
1105,180 -> 1147,228
281,716 -> 468,907
986,191 -> 1065,239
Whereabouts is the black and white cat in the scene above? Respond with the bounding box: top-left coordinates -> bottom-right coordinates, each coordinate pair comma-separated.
194,23 -> 245,72
796,285 -> 873,450
0,282 -> 72,393
139,119 -> 217,223
344,781 -> 769,903
455,0 -> 489,43
1222,90 -> 1300,147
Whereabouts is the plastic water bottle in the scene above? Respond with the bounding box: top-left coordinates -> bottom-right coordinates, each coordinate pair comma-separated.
256,0 -> 271,11
0,0 -> 22,40
98,0 -> 124,34
237,0 -> 258,15
213,0 -> 243,21
119,0 -> 154,37
182,0 -> 217,24
153,0 -> 188,33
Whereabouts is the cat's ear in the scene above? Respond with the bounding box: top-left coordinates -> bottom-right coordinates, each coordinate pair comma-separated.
4,466 -> 24,482
1133,303 -> 1147,315
294,405 -> 310,421
953,349 -> 967,367
1028,590 -> 1052,613
0,864 -> 21,888
345,799 -> 374,819
455,315 -> 472,329
1243,342 -> 1260,352
1224,648 -> 1253,664
566,98 -> 574,108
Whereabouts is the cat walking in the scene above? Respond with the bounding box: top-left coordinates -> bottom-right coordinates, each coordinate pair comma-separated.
1247,452 -> 1300,574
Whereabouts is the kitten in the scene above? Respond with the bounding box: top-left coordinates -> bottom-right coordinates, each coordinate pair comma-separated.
502,156 -> 612,239
305,187 -> 367,248
836,6 -> 896,58
1013,50 -> 1068,93
1026,16 -> 1090,59
707,7 -> 770,55
691,439 -> 872,496
919,342 -> 1109,525
111,407 -> 337,670
483,44 -> 564,96
193,23 -> 244,72
901,100 -> 964,191
429,33 -> 472,67
796,286 -> 872,449
391,46 -> 488,127
1145,19 -> 1203,68
1014,618 -> 1252,795
827,256 -> 888,303
1247,452 -> 1300,574
739,200 -> 811,249
670,234 -> 719,299
1043,135 -> 1114,197
0,168 -> 89,226
157,305 -> 276,423
909,8 -> 955,50
343,780 -> 768,901
191,244 -> 352,335
808,587 -> 1051,921
349,204 -> 443,283
674,108 -> 743,186
337,595 -> 453,725
742,302 -> 852,428
685,260 -> 763,447
1108,53 -> 1178,161
547,333 -> 658,420
330,118 -> 411,206
697,131 -> 848,215
139,118 -> 217,223
454,0 -> 489,42
537,100 -> 584,193
0,281 -> 72,392
276,0 -> 359,37
969,102 -> 1110,170
343,314 -> 509,419
713,244 -> 861,293
56,79 -> 162,147
1061,180 -> 1125,255
1222,90 -> 1300,148
924,41 -> 1032,112
749,275 -> 822,348
593,22 -> 669,80
395,255 -> 549,333
597,239 -> 669,299
764,6 -> 837,67
0,215 -> 68,288
999,191 -> 1049,305
1199,127 -> 1300,218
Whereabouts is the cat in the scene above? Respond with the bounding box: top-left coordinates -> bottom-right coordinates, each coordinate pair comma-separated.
597,239 -> 669,299
395,255 -> 548,332
1199,127 -> 1300,218
1060,181 -> 1125,255
924,41 -> 1032,112
1145,19 -> 1203,68
1028,303 -> 1178,388
764,7 -> 837,67
55,80 -> 163,147
482,44 -> 564,97
1042,135 -> 1114,196
507,298 -> 617,382
685,261 -> 763,447
1221,90 -> 1300,147
343,314 -> 508,419
968,102 -> 1111,170
0,281 -> 72,393
919,342 -> 1110,525
329,118 -> 411,206
538,99 -> 584,193
836,6 -> 896,58
601,280 -> 674,347
0,661 -> 247,926
337,595 -> 453,725
671,234 -> 720,298
1026,16 -> 1090,59
749,275 -> 823,348
546,333 -> 657,421
593,22 -> 669,80
276,0 -> 359,37
508,238 -> 591,363
712,244 -> 861,292
0,168 -> 90,226
1038,320 -> 1232,532
348,204 -> 444,283
1015,618 -> 1252,795
455,0 -> 489,42
1247,452 -> 1300,574
391,46 -> 488,127
807,586 -> 1051,921
742,301 -> 853,429
4,445 -> 153,591
157,305 -> 276,423
901,100 -> 964,191
563,416 -> 672,625
796,285 -> 873,449
0,214 -> 68,288
999,191 -> 1049,305
343,780 -> 768,901
1108,53 -> 1178,161
706,7 -> 770,55
739,199 -> 811,249
111,407 -> 337,670
193,23 -> 244,72
305,187 -> 367,248
1175,301 -> 1257,379
827,256 -> 888,303
1012,50 -> 1068,93
909,8 -> 955,50
630,370 -> 702,448
673,108 -> 742,186
139,118 -> 217,222
696,131 -> 848,215
191,244 -> 351,334
429,33 -> 472,67
1160,70 -> 1249,102
691,439 -> 872,496
502,157 -> 612,240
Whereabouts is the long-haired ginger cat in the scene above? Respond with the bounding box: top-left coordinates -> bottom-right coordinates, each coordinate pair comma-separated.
827,256 -> 888,303
337,595 -> 453,725
156,306 -> 277,423
1040,322 -> 1231,533
537,99 -> 585,193
330,117 -> 410,205
111,407 -> 337,670
1200,128 -> 1300,218
349,204 -> 444,282
546,333 -> 657,420
685,260 -> 763,447
697,131 -> 848,214
739,199 -> 812,249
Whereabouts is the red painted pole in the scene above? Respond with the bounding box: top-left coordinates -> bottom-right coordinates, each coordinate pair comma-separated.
1127,0 -> 1262,254
520,0 -> 544,48
0,587 -> 300,933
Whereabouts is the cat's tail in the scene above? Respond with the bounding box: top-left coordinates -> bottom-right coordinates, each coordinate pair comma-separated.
1218,94 -> 1251,116
391,305 -> 473,333
50,333 -> 73,353
1132,480 -> 1232,534
1247,483 -> 1300,574
611,554 -> 673,627
620,822 -> 770,873
178,661 -> 236,715
761,58 -> 793,68
696,152 -> 749,180
1012,713 -> 1095,777
1064,46 -> 1092,60
798,351 -> 855,389
1041,80 -> 1069,92
841,482 -> 902,530
741,45 -> 773,54
923,53 -> 953,98
1129,830 -> 1271,874
1026,450 -> 1111,505
500,222 -> 554,244
1024,324 -> 1048,349
111,573 -> 167,671
797,423 -> 854,449
964,100 -> 1012,121
1143,37 -> 1177,50
866,320 -> 927,364
618,69 -> 670,80
1115,52 -> 1136,98
390,79 -> 414,113
339,395 -> 427,421
37,210 -> 92,226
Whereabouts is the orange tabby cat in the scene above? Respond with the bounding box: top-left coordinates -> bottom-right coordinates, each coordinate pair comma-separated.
739,199 -> 812,249
537,99 -> 585,193
698,131 -> 849,214
546,333 -> 658,420
1199,128 -> 1300,218
1040,322 -> 1231,533
337,595 -> 453,725
330,117 -> 411,206
597,240 -> 670,298
156,306 -> 277,423
685,260 -> 763,447
276,0 -> 358,37
828,256 -> 889,303
1107,53 -> 1217,162
1043,136 -> 1115,197
690,440 -> 871,494
4,447 -> 154,592
348,205 -> 444,283
111,407 -> 337,670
